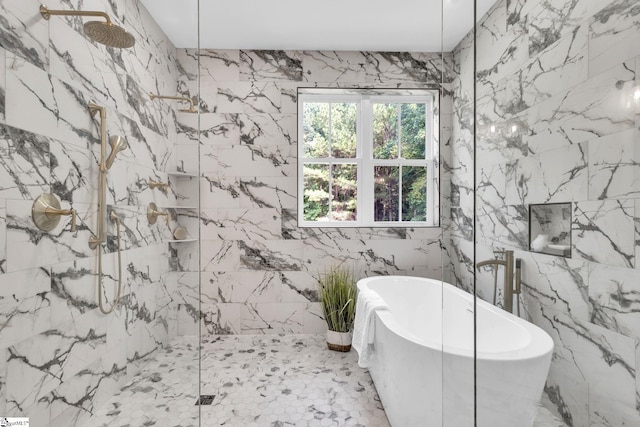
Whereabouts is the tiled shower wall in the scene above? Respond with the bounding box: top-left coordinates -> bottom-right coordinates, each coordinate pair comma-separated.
450,0 -> 640,425
0,0 -> 191,425
175,50 -> 451,335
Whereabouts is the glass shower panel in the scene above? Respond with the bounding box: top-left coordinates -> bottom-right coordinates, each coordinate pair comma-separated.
0,0 -> 201,424
442,0 -> 476,425
475,1 -> 640,426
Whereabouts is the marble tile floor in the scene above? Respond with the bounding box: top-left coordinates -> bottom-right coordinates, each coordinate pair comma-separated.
84,335 -> 567,427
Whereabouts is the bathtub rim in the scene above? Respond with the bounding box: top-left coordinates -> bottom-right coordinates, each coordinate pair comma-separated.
357,275 -> 554,362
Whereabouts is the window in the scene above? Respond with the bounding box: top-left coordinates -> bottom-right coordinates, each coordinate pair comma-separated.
298,88 -> 440,227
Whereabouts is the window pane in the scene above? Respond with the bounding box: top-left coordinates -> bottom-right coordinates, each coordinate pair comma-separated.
330,103 -> 357,158
402,166 -> 427,221
303,163 -> 330,221
374,166 -> 399,221
330,164 -> 357,221
400,103 -> 426,159
303,103 -> 329,157
373,103 -> 398,159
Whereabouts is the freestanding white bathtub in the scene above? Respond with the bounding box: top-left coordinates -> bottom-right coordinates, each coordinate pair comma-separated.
357,276 -> 553,427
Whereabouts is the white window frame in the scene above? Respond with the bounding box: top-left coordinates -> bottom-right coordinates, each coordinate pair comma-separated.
297,89 -> 439,228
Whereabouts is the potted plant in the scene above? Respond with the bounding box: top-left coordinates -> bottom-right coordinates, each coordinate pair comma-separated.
318,266 -> 357,352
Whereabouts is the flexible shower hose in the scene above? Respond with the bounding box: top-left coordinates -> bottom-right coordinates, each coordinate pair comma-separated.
98,213 -> 123,314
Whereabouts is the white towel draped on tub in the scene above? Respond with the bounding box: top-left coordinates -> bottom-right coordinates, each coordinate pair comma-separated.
352,288 -> 389,368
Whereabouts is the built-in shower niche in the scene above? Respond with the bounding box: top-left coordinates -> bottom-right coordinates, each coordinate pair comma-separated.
528,203 -> 572,258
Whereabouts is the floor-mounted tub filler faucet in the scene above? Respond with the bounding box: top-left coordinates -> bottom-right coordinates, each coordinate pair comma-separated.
476,250 -> 522,315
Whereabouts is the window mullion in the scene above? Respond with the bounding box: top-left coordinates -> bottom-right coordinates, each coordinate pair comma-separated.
361,97 -> 373,225
328,161 -> 333,221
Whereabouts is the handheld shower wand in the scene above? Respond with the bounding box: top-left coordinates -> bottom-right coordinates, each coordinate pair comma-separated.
88,103 -> 128,315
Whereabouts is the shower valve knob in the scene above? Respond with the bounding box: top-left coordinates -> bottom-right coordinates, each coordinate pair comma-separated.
32,193 -> 77,233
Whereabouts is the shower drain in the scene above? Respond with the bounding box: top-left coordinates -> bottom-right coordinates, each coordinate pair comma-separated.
195,395 -> 215,405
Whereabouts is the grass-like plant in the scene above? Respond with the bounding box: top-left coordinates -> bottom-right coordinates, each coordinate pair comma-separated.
318,267 -> 357,333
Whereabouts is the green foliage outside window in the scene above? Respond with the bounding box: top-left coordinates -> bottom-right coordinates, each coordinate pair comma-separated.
302,96 -> 431,224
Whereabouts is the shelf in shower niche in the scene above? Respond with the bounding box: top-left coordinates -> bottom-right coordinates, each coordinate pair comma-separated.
167,239 -> 198,243
168,171 -> 198,178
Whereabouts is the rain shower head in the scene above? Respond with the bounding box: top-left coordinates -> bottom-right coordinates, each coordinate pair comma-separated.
84,21 -> 135,49
105,135 -> 128,170
40,4 -> 135,49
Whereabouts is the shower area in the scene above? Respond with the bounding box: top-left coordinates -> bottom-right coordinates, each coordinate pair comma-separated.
0,0 -> 638,426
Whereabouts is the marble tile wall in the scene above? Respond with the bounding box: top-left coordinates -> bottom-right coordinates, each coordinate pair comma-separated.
176,49 -> 451,336
0,0 -> 193,425
451,0 -> 640,425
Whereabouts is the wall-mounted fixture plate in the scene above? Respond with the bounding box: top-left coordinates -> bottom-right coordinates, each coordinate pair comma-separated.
529,202 -> 572,258
32,193 -> 62,231
148,202 -> 159,224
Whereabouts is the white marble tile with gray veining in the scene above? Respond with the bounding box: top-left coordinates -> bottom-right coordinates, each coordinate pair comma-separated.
0,124 -> 50,199
237,113 -> 297,146
0,267 -> 51,348
476,0 -> 529,95
215,271 -> 283,304
50,255 -> 107,328
7,199 -> 99,272
518,252 -> 590,320
589,263 -> 640,339
6,312 -> 108,419
190,49 -> 240,82
109,205 -> 167,251
5,53 -> 98,148
213,207 -> 282,242
636,199 -> 640,270
200,240 -> 241,273
522,24 -> 588,108
527,0 -> 603,57
49,135 -> 99,205
0,0 -> 49,70
0,46 -> 5,123
529,304 -> 637,426
240,50 -> 303,82
588,128 -> 640,200
476,163 -> 507,210
218,143 -> 295,179
48,16 -> 127,113
301,50 -> 368,83
192,113 -> 240,147
572,199 -> 635,268
125,166 -> 174,207
114,108 -> 172,172
588,0 -> 640,78
362,52 -> 449,84
526,60 -> 636,153
237,176 -> 297,211
0,204 -> 5,274
216,302 -> 305,335
476,203 -> 529,250
505,143 -> 588,205
216,81 -> 283,114
199,174 -> 243,209
239,240 -> 304,272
